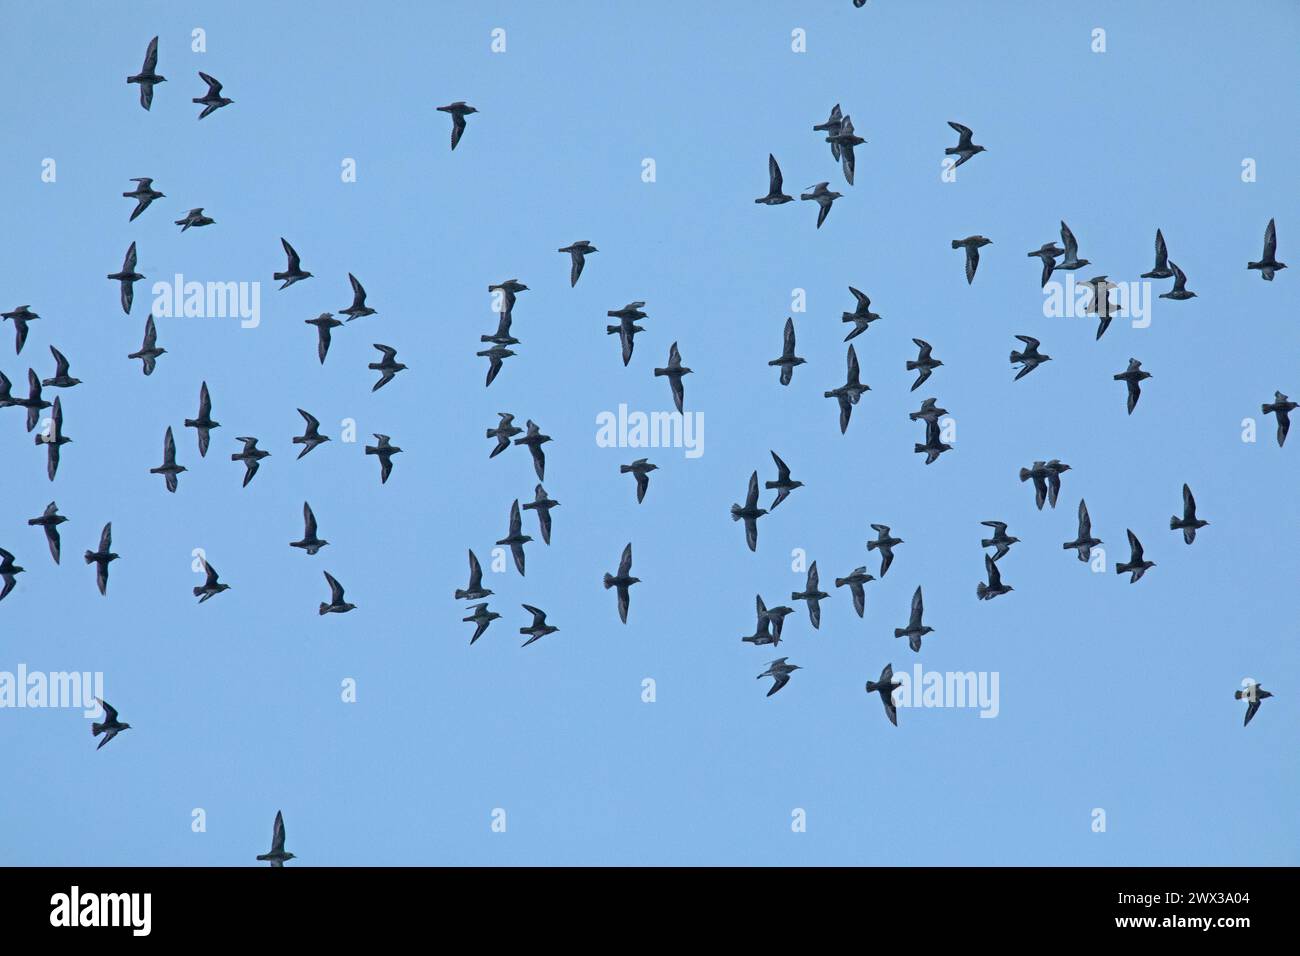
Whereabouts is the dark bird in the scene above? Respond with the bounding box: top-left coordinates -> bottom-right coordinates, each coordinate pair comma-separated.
835,566 -> 875,618
909,397 -> 947,424
305,313 -> 342,364
0,371 -> 11,409
128,315 -> 165,375
514,420 -> 551,480
369,344 -> 407,391
1248,218 -> 1286,280
1083,275 -> 1120,340
193,71 -> 233,118
605,301 -> 647,366
791,561 -> 829,629
1235,683 -> 1273,728
980,521 -> 1019,561
231,436 -> 270,487
894,585 -> 932,652
28,501 -> 66,564
481,310 -> 519,347
765,451 -> 803,510
620,458 -> 657,504
825,343 -> 868,433
841,287 -> 882,340
827,114 -> 865,185
2,305 -> 38,354
174,207 -> 214,231
756,594 -> 794,642
150,426 -> 186,493
1019,459 -> 1069,510
1113,358 -> 1151,415
43,346 -> 81,388
1055,221 -> 1090,271
290,502 -> 328,555
558,240 -> 598,285
907,338 -> 943,390
755,153 -> 794,205
1261,391 -> 1297,447
519,604 -> 558,647
106,242 -> 143,314
769,317 -> 805,385
945,121 -> 986,168
865,663 -> 901,727
127,36 -> 165,110
1116,529 -> 1154,583
603,543 -> 640,624
437,101 -> 478,150
653,341 -> 692,413
194,559 -> 230,603
813,103 -> 843,159
952,235 -> 992,284
486,412 -> 522,458
364,433 -> 402,484
742,607 -> 780,648
91,698 -> 130,750
14,369 -> 51,433
84,523 -> 117,595
914,418 -> 952,465
521,484 -> 559,544
463,603 -> 500,645
123,177 -> 164,222
340,273 -> 377,321
37,395 -> 71,481
274,238 -> 313,289
319,571 -> 356,614
730,471 -> 768,552
757,658 -> 801,697
256,811 -> 296,866
1170,484 -> 1208,544
1159,261 -> 1196,300
293,408 -> 329,458
868,524 -> 903,576
800,182 -> 842,228
0,547 -> 25,602
1009,335 -> 1050,380
476,345 -> 515,386
1026,242 -> 1064,287
488,279 -> 529,318
1140,228 -> 1174,279
455,549 -> 493,601
1044,459 -> 1072,507
183,381 -> 219,457
976,553 -> 1012,600
496,499 -> 532,575
1062,499 -> 1102,562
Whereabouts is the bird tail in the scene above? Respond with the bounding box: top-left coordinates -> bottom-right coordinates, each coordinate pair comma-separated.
1169,515 -> 1179,530
192,586 -> 204,597
1234,690 -> 1246,700
602,574 -> 614,590
1009,350 -> 1023,363
866,680 -> 881,693
976,582 -> 988,599
1018,468 -> 1031,482
730,505 -> 742,521
653,368 -> 666,378
914,443 -> 927,453
454,589 -> 469,600
950,239 -> 962,249
905,361 -> 918,371
619,465 -> 632,474
319,602 -> 330,616
834,577 -> 847,588
866,540 -> 879,551
91,722 -> 103,736
892,628 -> 907,639
84,551 -> 94,564
605,325 -> 620,335
1116,562 -> 1132,575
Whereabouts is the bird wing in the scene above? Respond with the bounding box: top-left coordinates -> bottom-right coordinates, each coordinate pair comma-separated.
324,571 -> 345,604
142,315 -> 158,350
271,811 -> 286,854
771,450 -> 791,482
298,408 -> 320,433
1153,228 -> 1168,267
982,520 -> 1007,533
303,502 -> 317,538
50,345 -> 71,376
373,343 -> 398,363
807,562 -> 819,591
985,554 -> 1002,589
467,549 -> 483,589
1183,484 -> 1196,519
782,317 -> 796,357
1127,529 -> 1143,562
618,542 -> 633,577
1078,500 -> 1091,537
948,121 -> 973,146
910,586 -> 924,627
768,153 -> 783,193
1263,218 -> 1277,260
97,697 -> 119,723
766,673 -> 790,697
163,426 -> 177,465
508,499 -> 522,536
142,36 -> 159,73
745,471 -> 760,509
845,344 -> 860,385
198,71 -> 223,96
1015,335 -> 1039,349
281,238 -> 301,271
965,246 -> 979,283
1170,260 -> 1187,289
1060,221 -> 1078,258
744,517 -> 758,552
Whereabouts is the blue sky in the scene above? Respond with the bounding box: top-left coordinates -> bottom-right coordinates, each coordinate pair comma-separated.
0,1 -> 1296,865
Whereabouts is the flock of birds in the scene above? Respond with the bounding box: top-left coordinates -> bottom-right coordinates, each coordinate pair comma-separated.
1,29 -> 1285,864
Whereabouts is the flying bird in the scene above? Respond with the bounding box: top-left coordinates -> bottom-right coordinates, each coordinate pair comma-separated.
980,521 -> 1019,561
945,121 -> 986,168
193,71 -> 233,118
1261,391 -> 1297,447
603,543 -> 640,624
364,434 -> 402,484
743,610 -> 780,648
558,240 -> 598,285
865,663 -> 901,726
976,553 -> 1012,600
1248,218 -> 1286,280
293,408 -> 329,458
43,346 -> 81,389
183,381 -> 219,456
1009,335 -> 1050,380
477,345 -> 516,386
841,287 -> 882,340
756,594 -> 794,642
496,500 -> 532,575
653,341 -> 692,413
194,559 -> 230,603
765,451 -> 803,509
521,484 -> 559,544
1056,221 -> 1090,271
768,317 -> 805,385
127,36 -> 165,110
174,207 -> 214,231
37,395 -> 71,481
463,603 -> 500,645
1116,529 -> 1154,583
907,338 -> 943,390
488,279 -> 529,318
1170,484 -> 1208,544
369,344 -> 407,391
825,344 -> 868,433
1141,228 -> 1174,279
1062,499 -> 1102,562
340,273 -> 377,321
290,502 -> 328,555
128,315 -> 165,375
13,369 -> 50,433
231,436 -> 270,487
791,561 -> 829,629
909,397 -> 947,424
481,311 -> 519,347
106,243 -> 143,314
1026,242 -> 1064,287
867,524 -> 903,576
274,238 -> 313,289
1235,683 -> 1273,727
894,586 -> 932,652
123,178 -> 164,221
486,412 -> 522,458
606,301 -> 647,366
800,182 -> 842,228
757,658 -> 801,697
914,418 -> 952,465
730,471 -> 768,552
2,305 -> 38,354
1113,358 -> 1151,414
1083,275 -> 1120,340
835,566 -> 875,618
827,114 -> 866,185
255,811 -> 296,866
755,153 -> 794,205
1158,261 -> 1196,300
0,547 -> 25,602
519,605 -> 559,647
620,458 -> 658,504
513,420 -> 551,480
951,235 -> 992,284
320,571 -> 356,614
455,550 -> 493,601
437,101 -> 478,150
150,426 -> 186,493
813,104 -> 843,159
305,313 -> 342,364
84,522 -> 118,595
28,501 -> 67,564
1020,460 -> 1069,510
91,698 -> 130,750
